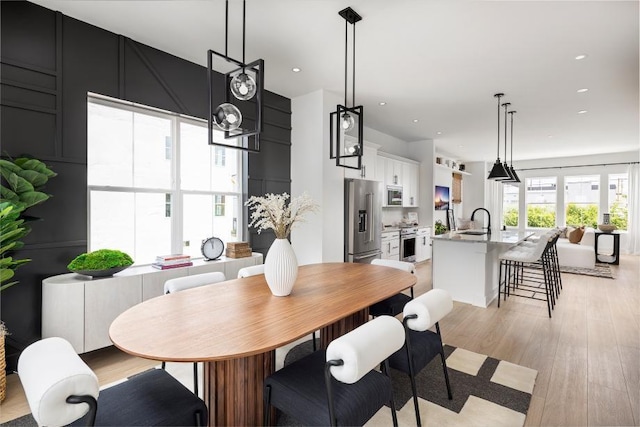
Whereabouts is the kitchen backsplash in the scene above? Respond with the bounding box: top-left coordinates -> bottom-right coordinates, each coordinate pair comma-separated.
382,208 -> 419,227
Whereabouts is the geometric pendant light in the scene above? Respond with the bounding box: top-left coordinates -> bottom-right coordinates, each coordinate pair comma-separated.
329,7 -> 364,170
506,110 -> 521,183
487,93 -> 511,180
207,0 -> 264,152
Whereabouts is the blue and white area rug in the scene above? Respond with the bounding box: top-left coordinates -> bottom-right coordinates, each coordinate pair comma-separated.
282,342 -> 537,427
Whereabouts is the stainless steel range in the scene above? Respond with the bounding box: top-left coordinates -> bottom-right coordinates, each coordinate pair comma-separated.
400,226 -> 417,262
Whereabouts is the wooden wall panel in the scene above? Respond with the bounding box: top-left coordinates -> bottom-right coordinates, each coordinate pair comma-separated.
0,0 -> 291,366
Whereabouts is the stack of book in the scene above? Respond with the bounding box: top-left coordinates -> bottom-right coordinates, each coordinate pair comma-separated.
225,242 -> 252,258
152,254 -> 193,270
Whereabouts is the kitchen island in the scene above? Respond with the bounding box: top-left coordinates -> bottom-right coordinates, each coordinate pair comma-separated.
431,230 -> 534,307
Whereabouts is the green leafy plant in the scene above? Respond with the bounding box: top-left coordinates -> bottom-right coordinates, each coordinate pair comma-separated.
0,157 -> 57,214
526,205 -> 556,228
67,249 -> 134,271
609,199 -> 628,231
504,208 -> 519,227
0,156 -> 56,291
565,203 -> 598,228
434,220 -> 448,235
0,202 -> 31,291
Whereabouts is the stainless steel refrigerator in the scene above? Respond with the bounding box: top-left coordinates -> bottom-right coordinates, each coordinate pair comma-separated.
344,179 -> 382,263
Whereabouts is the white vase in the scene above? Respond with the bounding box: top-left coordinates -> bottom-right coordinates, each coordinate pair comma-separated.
264,238 -> 298,296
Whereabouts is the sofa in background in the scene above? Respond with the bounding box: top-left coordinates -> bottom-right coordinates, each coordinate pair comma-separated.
555,226 -> 596,269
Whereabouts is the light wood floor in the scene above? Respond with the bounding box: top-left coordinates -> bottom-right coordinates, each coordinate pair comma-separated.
1,255 -> 638,426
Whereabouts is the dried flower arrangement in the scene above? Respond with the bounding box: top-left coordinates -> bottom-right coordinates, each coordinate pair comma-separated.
245,192 -> 318,239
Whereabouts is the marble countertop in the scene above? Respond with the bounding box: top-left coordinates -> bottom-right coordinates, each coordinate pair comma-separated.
431,230 -> 534,245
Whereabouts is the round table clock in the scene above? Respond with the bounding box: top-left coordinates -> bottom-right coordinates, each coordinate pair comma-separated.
201,237 -> 224,261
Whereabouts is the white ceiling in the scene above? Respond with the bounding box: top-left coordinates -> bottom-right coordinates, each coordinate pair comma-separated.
31,0 -> 639,162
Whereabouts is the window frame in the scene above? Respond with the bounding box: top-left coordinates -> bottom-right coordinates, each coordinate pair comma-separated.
87,94 -> 244,264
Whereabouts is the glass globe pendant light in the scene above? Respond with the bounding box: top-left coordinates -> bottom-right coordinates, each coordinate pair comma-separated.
230,72 -> 257,101
341,112 -> 355,132
207,0 -> 264,152
213,103 -> 242,131
329,7 -> 364,169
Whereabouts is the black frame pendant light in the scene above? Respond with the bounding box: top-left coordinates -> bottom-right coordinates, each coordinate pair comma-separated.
487,93 -> 511,180
506,110 -> 521,183
208,0 -> 264,152
329,7 -> 364,170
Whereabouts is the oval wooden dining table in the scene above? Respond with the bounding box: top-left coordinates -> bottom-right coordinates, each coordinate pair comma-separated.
109,262 -> 416,426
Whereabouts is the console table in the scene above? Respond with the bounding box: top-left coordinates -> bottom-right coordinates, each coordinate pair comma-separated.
594,231 -> 620,265
42,254 -> 263,353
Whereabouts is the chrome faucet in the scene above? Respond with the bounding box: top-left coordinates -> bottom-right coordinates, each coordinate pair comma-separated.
471,208 -> 491,234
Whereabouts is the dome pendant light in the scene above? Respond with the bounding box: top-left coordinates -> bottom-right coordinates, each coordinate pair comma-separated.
507,110 -> 521,183
207,0 -> 264,152
497,101 -> 515,182
329,7 -> 364,170
487,93 -> 511,180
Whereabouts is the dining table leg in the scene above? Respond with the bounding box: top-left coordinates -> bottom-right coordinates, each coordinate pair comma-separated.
319,308 -> 369,348
202,308 -> 369,426
204,349 -> 276,426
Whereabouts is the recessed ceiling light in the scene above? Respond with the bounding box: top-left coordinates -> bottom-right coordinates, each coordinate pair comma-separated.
292,67 -> 301,73
413,119 -> 419,123
575,54 -> 588,60
548,135 -> 553,138
577,88 -> 589,93
436,131 -> 442,135
458,145 -> 464,148
578,110 -> 588,114
378,102 -> 386,106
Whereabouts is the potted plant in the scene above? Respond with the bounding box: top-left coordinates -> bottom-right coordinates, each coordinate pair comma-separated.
67,249 -> 134,277
0,156 -> 56,402
434,220 -> 448,235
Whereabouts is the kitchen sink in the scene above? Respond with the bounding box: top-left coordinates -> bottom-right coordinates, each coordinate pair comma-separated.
458,230 -> 488,235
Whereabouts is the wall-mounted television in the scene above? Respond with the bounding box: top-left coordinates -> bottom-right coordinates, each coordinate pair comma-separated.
435,186 -> 450,210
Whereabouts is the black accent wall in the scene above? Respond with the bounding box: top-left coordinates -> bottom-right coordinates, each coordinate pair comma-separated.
0,0 -> 291,368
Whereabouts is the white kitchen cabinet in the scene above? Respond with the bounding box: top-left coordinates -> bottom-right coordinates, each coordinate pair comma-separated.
415,227 -> 432,262
42,254 -> 263,353
381,231 -> 400,261
402,162 -> 419,207
384,157 -> 403,187
344,145 -> 378,180
375,156 -> 386,183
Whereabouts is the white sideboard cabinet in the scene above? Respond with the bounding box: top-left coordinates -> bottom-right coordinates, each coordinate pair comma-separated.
42,254 -> 263,353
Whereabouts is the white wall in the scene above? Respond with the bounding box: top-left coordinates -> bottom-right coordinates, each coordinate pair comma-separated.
365,127 -> 411,159
290,89 -> 344,265
462,162 -> 487,219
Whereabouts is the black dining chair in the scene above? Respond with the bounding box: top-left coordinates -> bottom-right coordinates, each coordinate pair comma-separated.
369,258 -> 416,317
387,288 -> 454,427
263,315 -> 405,427
18,337 -> 207,426
162,271 -> 227,397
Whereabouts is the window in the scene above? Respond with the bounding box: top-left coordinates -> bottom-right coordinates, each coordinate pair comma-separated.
503,183 -> 519,227
215,195 -> 225,216
88,96 -> 242,264
526,177 -> 556,228
564,175 -> 599,227
214,146 -> 226,167
608,173 -> 628,230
